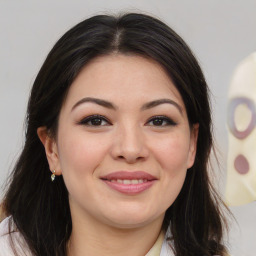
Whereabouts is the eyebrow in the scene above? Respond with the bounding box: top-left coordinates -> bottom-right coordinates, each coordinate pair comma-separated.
71,97 -> 117,111
71,97 -> 182,114
141,99 -> 183,114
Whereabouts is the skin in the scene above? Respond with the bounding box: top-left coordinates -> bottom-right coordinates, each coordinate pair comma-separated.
38,54 -> 198,256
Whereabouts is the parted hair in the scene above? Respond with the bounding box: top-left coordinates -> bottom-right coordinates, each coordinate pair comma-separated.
3,13 -> 228,256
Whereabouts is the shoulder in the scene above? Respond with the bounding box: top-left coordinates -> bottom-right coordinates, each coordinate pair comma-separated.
0,216 -> 14,255
0,216 -> 32,256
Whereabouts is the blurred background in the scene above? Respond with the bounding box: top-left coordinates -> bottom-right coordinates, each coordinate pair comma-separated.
0,1 -> 255,255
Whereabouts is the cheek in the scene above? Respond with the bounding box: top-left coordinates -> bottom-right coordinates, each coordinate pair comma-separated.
152,133 -> 191,174
57,131 -> 110,202
150,133 -> 189,205
57,129 -> 108,178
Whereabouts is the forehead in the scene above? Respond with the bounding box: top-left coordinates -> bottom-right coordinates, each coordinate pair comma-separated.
62,54 -> 184,109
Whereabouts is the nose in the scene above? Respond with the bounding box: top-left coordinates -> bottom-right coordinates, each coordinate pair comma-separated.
110,124 -> 149,164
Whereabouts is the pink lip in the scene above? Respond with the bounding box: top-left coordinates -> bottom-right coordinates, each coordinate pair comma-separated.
100,171 -> 157,181
100,171 -> 157,195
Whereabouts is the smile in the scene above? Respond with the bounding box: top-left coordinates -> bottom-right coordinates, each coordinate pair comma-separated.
109,179 -> 147,184
100,171 -> 157,195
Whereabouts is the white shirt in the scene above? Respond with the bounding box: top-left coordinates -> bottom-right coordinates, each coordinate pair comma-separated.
0,217 -> 32,256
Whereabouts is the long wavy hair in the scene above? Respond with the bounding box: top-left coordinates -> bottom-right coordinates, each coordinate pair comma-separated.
2,13 -> 228,256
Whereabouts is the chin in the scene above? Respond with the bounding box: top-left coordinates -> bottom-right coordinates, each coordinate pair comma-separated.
103,211 -> 163,229
107,219 -> 154,229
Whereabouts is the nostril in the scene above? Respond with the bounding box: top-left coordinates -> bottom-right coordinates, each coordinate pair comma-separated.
234,154 -> 249,175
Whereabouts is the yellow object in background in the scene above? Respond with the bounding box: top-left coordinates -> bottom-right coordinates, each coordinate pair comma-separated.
226,52 -> 256,206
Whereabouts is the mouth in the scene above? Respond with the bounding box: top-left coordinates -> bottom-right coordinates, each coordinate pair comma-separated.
100,171 -> 157,195
107,179 -> 149,184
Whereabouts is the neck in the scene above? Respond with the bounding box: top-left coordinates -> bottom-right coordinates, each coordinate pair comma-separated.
67,208 -> 164,256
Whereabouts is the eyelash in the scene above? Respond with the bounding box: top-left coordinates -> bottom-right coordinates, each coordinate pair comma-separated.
146,115 -> 177,127
78,115 -> 177,127
78,115 -> 111,126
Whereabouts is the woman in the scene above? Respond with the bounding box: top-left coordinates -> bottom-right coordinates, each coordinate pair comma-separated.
0,13 -> 228,256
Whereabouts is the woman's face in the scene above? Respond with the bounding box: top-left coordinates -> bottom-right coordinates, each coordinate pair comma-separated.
42,54 -> 198,229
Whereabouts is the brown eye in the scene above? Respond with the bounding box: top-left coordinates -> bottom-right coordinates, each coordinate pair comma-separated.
90,118 -> 105,126
79,115 -> 111,126
152,118 -> 165,126
147,116 -> 177,127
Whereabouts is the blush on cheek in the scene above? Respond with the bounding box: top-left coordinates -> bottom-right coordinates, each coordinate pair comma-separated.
155,140 -> 189,171
60,137 -> 108,179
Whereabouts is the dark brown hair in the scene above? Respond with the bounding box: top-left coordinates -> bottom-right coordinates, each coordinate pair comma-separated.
3,13 -> 228,256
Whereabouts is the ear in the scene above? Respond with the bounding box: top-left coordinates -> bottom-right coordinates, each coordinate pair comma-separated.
37,127 -> 61,175
187,123 -> 199,169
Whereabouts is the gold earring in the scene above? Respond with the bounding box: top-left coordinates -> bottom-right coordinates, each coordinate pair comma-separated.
51,170 -> 56,182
